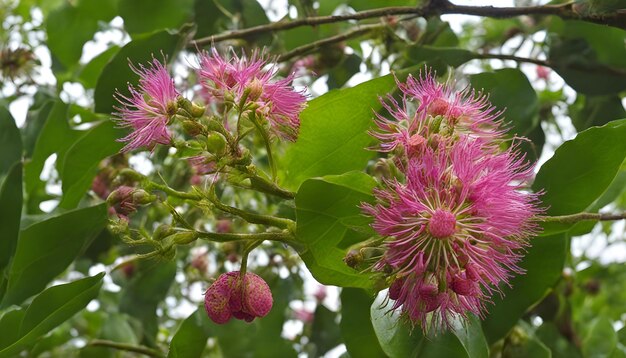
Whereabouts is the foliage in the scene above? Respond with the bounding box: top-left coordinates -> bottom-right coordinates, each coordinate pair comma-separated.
1,0 -> 626,356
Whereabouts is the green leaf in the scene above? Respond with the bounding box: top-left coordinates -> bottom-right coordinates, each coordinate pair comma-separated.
94,30 -> 182,114
583,316 -> 618,358
340,288 -> 386,358
46,0 -> 117,69
370,294 -> 466,358
280,75 -> 396,191
310,305 -> 342,355
533,119 -> 626,234
77,46 -> 121,89
0,204 -> 107,307
327,53 -> 362,89
21,96 -> 55,159
0,273 -> 104,357
295,171 -> 377,289
482,233 -> 567,343
452,315 -> 489,358
167,308 -> 212,358
470,68 -> 539,138
570,95 -> 626,131
536,322 -> 582,358
24,101 -> 82,196
119,0 -> 194,35
0,163 -> 23,276
58,120 -> 125,209
119,259 -> 177,346
0,107 -> 22,178
548,20 -> 626,95
407,46 -> 477,68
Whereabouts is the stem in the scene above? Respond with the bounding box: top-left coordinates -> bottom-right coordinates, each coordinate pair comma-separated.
277,23 -> 383,62
247,173 -> 296,200
145,181 -> 202,200
88,340 -> 164,358
240,239 -> 264,277
539,212 -> 626,224
208,191 -> 295,230
190,1 -> 625,47
195,230 -> 296,244
249,113 -> 277,181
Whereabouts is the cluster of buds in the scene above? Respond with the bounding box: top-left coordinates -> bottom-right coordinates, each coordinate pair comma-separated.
361,70 -> 542,332
204,271 -> 273,324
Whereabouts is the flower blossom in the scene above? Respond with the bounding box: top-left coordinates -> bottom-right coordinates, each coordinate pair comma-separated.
363,138 -> 541,331
114,58 -> 179,152
204,271 -> 273,324
370,70 -> 505,158
362,69 -> 543,332
198,48 -> 306,141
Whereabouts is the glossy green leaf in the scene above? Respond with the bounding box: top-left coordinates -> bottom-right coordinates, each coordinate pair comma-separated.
311,305 -> 342,355
548,20 -> 626,95
482,233 -> 567,343
340,288 -> 386,358
94,30 -> 182,114
46,0 -> 116,69
295,171 -> 377,289
452,315 -> 489,358
78,46 -> 121,89
20,96 -> 55,159
570,95 -> 626,131
119,0 -> 194,35
0,204 -> 107,308
24,101 -> 82,195
583,316 -> 617,358
470,68 -> 539,138
58,120 -> 124,209
407,46 -> 477,68
168,308 -> 212,358
119,259 -> 177,346
536,322 -> 582,358
280,75 -> 396,190
533,119 -> 626,234
0,163 -> 23,276
0,107 -> 22,178
370,294 -> 466,358
0,273 -> 104,357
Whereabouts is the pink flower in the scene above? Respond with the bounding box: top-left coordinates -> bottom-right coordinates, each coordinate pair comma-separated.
370,70 -> 505,157
204,271 -> 273,324
114,58 -> 179,152
293,308 -> 315,323
106,186 -> 155,218
197,48 -> 307,141
536,66 -> 550,81
362,138 -> 541,332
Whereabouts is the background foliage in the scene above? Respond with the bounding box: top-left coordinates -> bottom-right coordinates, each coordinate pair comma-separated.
1,0 -> 626,356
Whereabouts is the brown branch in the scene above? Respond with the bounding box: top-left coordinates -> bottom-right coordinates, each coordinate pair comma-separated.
277,24 -> 384,62
189,0 -> 625,47
89,340 -> 164,358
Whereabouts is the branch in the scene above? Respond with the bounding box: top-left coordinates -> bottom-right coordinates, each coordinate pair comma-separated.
195,229 -> 296,244
89,340 -> 164,358
190,0 -> 625,47
207,190 -> 295,230
540,212 -> 626,225
277,23 -> 383,62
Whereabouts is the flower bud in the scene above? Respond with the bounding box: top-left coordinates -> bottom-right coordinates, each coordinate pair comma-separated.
181,120 -> 206,137
247,78 -> 264,101
204,271 -> 273,324
206,132 -> 227,155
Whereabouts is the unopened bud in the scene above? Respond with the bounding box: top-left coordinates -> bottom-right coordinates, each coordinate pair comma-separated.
182,120 -> 206,137
343,249 -> 363,268
153,224 -> 174,241
206,132 -> 227,155
247,78 -> 264,101
204,271 -> 273,324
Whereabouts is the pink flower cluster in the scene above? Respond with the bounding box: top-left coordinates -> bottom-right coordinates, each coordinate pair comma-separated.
363,70 -> 542,332
113,48 -> 306,152
198,49 -> 307,141
204,271 -> 273,324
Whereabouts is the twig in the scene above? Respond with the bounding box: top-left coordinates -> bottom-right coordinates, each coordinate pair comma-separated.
277,23 -> 384,62
194,229 -> 296,244
89,340 -> 164,358
190,0 -> 625,47
539,212 -> 626,224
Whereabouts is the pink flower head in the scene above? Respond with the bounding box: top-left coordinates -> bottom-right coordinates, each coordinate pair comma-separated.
370,70 -> 505,157
204,271 -> 273,324
362,138 -> 541,332
536,66 -> 550,81
114,58 -> 179,152
197,48 -> 307,141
